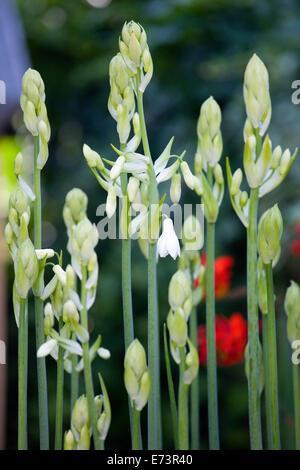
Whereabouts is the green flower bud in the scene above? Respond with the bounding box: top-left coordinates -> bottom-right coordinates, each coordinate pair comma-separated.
106,185 -> 117,219
183,338 -> 199,384
127,176 -> 139,202
182,215 -> 203,251
271,145 -> 282,170
258,204 -> 283,265
63,300 -> 80,324
284,281 -> 300,344
9,188 -> 29,218
117,104 -> 131,144
170,173 -> 181,204
66,264 -> 76,288
230,169 -> 243,196
243,118 -> 254,142
14,239 -> 38,299
243,134 -> 272,188
4,223 -> 14,247
63,188 -> 88,229
240,191 -> 248,208
243,54 -> 271,136
180,161 -> 197,191
44,302 -> 54,335
213,163 -> 223,185
71,395 -> 90,436
167,308 -> 188,347
64,430 -> 75,450
14,152 -> 23,176
83,144 -> 104,171
279,149 -> 291,175
197,96 -> 222,167
124,339 -> 150,410
77,424 -> 90,450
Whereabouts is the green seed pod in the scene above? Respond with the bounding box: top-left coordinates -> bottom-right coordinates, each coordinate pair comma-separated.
258,204 -> 283,265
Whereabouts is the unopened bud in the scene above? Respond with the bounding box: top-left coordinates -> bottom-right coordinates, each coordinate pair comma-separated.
106,185 -> 117,219
83,144 -> 104,171
182,215 -> 203,251
167,308 -> 188,347
14,153 -> 24,176
71,395 -> 90,435
258,204 -> 283,265
170,173 -> 181,204
64,430 -> 75,450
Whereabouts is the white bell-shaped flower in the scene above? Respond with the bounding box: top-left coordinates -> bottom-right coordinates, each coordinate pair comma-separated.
157,217 -> 180,260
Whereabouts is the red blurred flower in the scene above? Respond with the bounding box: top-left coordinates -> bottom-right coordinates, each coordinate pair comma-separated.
198,313 -> 247,367
194,254 -> 234,299
289,220 -> 300,256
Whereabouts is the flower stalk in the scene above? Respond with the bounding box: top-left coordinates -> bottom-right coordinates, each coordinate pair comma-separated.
178,347 -> 189,450
54,313 -> 64,450
18,298 -> 28,450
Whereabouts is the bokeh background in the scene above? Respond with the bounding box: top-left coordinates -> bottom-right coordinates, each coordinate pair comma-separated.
1,0 -> 300,450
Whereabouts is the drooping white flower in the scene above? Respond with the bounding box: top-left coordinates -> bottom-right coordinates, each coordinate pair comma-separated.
157,217 -> 180,260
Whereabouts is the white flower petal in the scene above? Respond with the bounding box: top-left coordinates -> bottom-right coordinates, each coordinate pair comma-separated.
37,339 -> 57,358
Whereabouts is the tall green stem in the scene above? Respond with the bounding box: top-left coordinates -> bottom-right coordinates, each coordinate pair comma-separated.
54,314 -> 64,450
293,363 -> 300,449
132,408 -> 141,450
137,88 -> 161,449
80,267 -> 102,450
246,187 -> 262,449
190,306 -> 199,449
178,347 -> 189,450
70,332 -> 79,415
33,136 -> 49,449
163,324 -> 178,449
264,263 -> 281,449
262,314 -> 271,448
206,166 -> 219,450
18,298 -> 28,450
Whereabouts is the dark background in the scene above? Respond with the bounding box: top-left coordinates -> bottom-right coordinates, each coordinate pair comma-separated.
2,0 -> 300,449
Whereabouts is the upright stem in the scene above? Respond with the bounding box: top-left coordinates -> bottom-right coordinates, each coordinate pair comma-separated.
264,263 -> 281,449
54,314 -> 64,450
137,88 -> 161,449
206,165 -> 219,450
178,347 -> 189,450
70,332 -> 79,415
293,363 -> 300,449
132,407 -> 141,450
262,314 -> 272,448
189,305 -> 199,449
246,187 -> 262,449
80,267 -> 102,450
18,298 -> 28,450
33,136 -> 49,449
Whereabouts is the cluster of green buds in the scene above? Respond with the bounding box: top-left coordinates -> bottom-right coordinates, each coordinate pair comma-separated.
227,55 -> 297,228
64,373 -> 111,451
108,53 -> 140,148
119,21 -> 153,94
124,339 -> 151,411
284,281 -> 300,345
20,68 -> 51,170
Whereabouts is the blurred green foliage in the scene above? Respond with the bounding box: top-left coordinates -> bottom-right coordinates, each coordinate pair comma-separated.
5,0 -> 300,449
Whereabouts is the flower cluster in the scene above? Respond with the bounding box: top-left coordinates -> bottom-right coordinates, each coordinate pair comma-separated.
198,313 -> 248,367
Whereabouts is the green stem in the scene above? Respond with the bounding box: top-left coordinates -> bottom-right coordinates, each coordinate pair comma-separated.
70,332 -> 79,415
189,305 -> 199,450
262,314 -> 272,448
33,135 -> 49,450
246,187 -> 262,449
132,407 -> 141,450
137,87 -> 161,449
293,363 -> 300,449
18,298 -> 28,450
178,347 -> 189,450
54,314 -> 64,450
163,324 -> 178,449
80,266 -> 102,450
264,263 -> 281,449
206,165 -> 219,450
